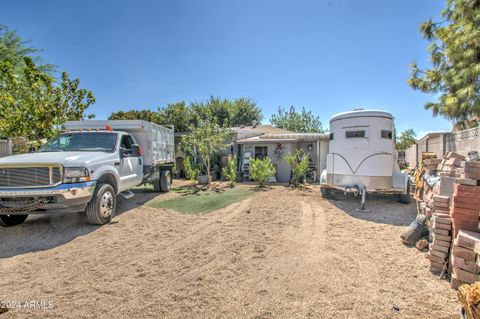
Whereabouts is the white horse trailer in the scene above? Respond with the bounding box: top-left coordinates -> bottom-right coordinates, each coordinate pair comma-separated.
320,109 -> 409,208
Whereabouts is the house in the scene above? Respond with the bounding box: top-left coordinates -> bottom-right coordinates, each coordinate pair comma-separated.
232,125 -> 329,183
174,123 -> 330,183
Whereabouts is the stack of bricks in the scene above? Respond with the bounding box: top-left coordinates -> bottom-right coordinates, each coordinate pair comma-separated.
427,195 -> 452,273
424,158 -> 442,175
450,183 -> 480,238
437,152 -> 466,178
450,230 -> 480,289
461,161 -> 480,181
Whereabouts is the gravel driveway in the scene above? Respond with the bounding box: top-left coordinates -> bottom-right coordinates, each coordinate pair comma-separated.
0,183 -> 459,318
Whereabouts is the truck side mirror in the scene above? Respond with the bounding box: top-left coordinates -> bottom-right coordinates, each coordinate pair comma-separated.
131,144 -> 142,157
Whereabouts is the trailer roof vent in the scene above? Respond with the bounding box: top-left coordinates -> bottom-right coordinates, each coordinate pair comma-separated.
353,108 -> 364,111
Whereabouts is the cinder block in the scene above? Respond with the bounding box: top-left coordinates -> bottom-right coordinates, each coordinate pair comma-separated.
452,255 -> 478,273
434,216 -> 452,225
430,248 -> 448,259
456,230 -> 480,251
433,233 -> 452,242
433,228 -> 450,236
453,267 -> 480,283
451,272 -> 467,290
456,178 -> 478,186
433,239 -> 451,248
452,243 -> 477,261
432,220 -> 451,230
427,252 -> 445,264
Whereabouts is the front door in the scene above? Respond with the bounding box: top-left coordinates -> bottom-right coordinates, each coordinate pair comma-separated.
119,134 -> 143,191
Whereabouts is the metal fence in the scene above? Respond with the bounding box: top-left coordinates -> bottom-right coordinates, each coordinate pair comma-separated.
405,127 -> 480,168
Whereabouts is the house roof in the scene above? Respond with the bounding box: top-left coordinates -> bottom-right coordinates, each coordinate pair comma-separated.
230,125 -> 293,134
236,133 -> 329,144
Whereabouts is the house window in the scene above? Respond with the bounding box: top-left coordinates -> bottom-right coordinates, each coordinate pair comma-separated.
381,130 -> 392,139
329,133 -> 334,140
254,146 -> 268,160
345,130 -> 365,138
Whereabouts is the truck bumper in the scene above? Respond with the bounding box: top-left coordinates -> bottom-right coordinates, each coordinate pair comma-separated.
0,181 -> 97,215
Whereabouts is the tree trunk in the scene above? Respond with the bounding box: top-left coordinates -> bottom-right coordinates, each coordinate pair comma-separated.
206,156 -> 211,184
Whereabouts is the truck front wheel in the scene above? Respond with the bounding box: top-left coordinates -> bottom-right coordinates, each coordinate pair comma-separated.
0,214 -> 28,227
85,183 -> 116,225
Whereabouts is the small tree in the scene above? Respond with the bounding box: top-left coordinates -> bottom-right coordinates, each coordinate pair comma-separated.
250,157 -> 276,187
395,129 -> 417,152
183,156 -> 200,182
285,149 -> 310,187
182,112 -> 229,184
222,155 -> 237,187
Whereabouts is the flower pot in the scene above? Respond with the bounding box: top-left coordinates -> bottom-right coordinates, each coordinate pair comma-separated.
197,175 -> 211,185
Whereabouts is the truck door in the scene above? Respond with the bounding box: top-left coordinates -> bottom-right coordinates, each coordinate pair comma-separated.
119,134 -> 143,191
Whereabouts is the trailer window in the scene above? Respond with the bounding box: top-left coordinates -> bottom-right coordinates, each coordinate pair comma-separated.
329,133 -> 334,140
381,130 -> 392,139
345,130 -> 365,138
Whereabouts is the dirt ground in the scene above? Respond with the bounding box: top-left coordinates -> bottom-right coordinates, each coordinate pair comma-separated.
0,181 -> 459,318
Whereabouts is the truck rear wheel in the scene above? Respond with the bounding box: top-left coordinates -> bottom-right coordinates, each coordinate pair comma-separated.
0,214 -> 28,227
160,170 -> 172,192
85,183 -> 116,225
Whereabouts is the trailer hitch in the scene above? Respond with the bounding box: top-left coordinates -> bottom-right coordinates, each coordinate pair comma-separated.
343,185 -> 367,210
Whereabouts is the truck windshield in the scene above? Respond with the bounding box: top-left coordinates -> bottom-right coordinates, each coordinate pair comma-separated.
39,133 -> 118,152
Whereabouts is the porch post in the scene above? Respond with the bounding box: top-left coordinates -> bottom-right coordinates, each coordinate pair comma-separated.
316,139 -> 320,177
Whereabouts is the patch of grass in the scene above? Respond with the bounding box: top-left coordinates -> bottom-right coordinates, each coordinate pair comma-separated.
146,185 -> 253,214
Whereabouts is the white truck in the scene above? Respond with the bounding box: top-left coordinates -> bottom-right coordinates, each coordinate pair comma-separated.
0,120 -> 175,227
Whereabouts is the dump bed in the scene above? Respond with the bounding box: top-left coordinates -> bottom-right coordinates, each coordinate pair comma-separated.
65,120 -> 175,167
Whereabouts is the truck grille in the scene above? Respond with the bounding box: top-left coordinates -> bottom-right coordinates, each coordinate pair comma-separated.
0,166 -> 62,188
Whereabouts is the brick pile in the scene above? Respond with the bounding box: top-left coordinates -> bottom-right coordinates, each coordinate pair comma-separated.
437,152 -> 466,178
450,230 -> 480,289
427,195 -> 452,273
424,158 -> 442,175
451,184 -> 480,238
461,161 -> 480,181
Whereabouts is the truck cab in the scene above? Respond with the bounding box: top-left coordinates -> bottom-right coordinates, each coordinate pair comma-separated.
0,121 -> 174,227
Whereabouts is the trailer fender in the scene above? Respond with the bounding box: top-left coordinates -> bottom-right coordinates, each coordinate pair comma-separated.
392,171 -> 409,193
320,169 -> 327,185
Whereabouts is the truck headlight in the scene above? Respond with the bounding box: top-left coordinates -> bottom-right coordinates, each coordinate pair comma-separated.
63,167 -> 90,183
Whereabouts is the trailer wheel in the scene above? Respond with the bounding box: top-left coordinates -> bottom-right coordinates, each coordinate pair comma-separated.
85,183 -> 116,225
0,214 -> 28,227
160,170 -> 172,192
321,187 -> 332,199
398,179 -> 411,204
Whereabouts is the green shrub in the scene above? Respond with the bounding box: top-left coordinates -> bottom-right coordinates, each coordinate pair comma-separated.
184,156 -> 200,182
285,149 -> 310,187
222,155 -> 237,187
250,157 -> 276,187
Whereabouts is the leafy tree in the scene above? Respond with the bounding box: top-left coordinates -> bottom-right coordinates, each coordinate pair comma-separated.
191,96 -> 262,127
0,57 -> 95,140
285,149 -> 310,187
183,156 -> 200,182
0,25 -> 55,73
191,96 -> 232,127
182,112 -> 229,184
108,109 -> 162,124
270,106 -> 323,133
229,97 -> 262,126
222,155 -> 237,187
408,0 -> 480,128
158,101 -> 192,132
250,157 -> 276,187
395,129 -> 417,152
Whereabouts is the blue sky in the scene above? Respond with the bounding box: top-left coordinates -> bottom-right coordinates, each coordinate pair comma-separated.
1,0 -> 451,136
